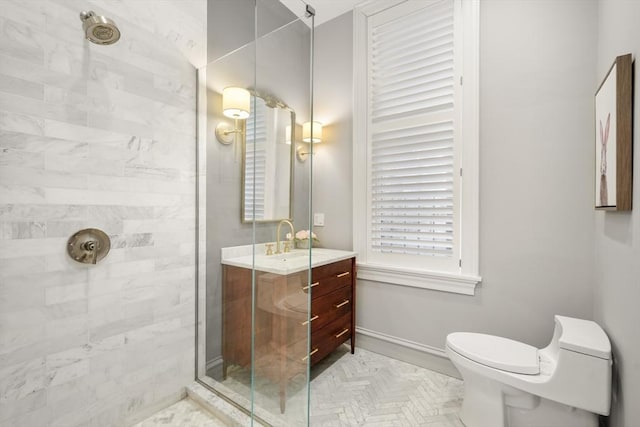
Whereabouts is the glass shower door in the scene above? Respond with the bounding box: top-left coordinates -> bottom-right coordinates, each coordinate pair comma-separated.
249,4 -> 314,424
196,1 -> 314,425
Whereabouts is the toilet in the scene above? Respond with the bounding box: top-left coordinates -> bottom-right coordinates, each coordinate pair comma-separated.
446,315 -> 612,427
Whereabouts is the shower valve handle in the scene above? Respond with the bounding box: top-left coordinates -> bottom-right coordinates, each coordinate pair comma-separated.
81,240 -> 99,264
82,240 -> 98,252
67,229 -> 110,265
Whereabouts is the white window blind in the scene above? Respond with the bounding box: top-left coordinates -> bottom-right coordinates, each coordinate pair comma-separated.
368,0 -> 459,262
244,99 -> 266,221
370,0 -> 455,122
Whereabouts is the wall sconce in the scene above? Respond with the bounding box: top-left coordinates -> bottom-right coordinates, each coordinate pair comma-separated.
215,87 -> 251,145
302,121 -> 322,143
297,121 -> 322,162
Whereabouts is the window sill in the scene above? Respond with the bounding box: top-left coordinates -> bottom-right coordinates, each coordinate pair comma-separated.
356,262 -> 481,296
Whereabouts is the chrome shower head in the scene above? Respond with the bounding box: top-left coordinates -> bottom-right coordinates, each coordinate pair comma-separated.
80,11 -> 120,45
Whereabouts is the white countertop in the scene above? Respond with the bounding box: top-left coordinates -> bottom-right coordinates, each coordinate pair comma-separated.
221,243 -> 356,275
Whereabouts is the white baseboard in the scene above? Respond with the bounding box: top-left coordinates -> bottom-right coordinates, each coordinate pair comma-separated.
356,327 -> 461,379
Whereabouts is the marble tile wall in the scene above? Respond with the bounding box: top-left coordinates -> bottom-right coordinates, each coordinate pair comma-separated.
0,0 -> 204,425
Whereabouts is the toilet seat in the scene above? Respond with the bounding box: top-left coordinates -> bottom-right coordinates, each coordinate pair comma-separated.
447,332 -> 540,375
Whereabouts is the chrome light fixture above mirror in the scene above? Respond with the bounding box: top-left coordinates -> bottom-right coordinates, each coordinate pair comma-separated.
216,87 -> 251,145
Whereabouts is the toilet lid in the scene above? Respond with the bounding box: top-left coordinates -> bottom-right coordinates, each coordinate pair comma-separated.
447,332 -> 540,375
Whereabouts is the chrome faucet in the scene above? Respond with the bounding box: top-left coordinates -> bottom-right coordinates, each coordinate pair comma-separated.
275,219 -> 295,254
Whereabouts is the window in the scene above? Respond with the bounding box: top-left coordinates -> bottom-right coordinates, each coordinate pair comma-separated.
244,99 -> 267,221
353,0 -> 480,295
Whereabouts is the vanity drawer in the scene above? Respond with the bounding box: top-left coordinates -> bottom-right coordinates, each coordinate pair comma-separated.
310,312 -> 352,365
304,258 -> 353,299
308,285 -> 352,333
313,258 -> 352,281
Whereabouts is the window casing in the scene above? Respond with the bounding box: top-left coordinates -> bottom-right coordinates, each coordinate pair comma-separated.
353,0 -> 480,295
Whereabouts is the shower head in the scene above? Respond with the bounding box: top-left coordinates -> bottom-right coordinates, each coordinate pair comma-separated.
79,11 -> 120,45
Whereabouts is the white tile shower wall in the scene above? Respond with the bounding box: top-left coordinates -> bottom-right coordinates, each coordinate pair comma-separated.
0,1 -> 203,425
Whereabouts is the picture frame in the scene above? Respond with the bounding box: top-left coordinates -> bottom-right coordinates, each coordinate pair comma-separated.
594,53 -> 633,211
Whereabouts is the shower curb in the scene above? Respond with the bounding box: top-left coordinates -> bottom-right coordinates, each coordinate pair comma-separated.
186,382 -> 257,426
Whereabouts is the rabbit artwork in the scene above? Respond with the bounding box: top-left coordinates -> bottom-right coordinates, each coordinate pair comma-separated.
599,113 -> 610,206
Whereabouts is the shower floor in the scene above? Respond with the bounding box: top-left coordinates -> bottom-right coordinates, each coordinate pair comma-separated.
151,346 -> 464,426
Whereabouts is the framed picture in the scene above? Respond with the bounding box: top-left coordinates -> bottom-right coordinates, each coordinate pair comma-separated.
594,53 -> 633,211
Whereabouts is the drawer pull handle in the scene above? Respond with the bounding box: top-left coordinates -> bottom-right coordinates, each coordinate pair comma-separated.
302,348 -> 319,361
301,315 -> 319,326
337,272 -> 350,278
302,281 -> 320,291
335,300 -> 350,308
335,328 -> 349,338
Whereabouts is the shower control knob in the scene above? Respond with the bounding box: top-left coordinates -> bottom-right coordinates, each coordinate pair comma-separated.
82,241 -> 97,251
67,228 -> 110,264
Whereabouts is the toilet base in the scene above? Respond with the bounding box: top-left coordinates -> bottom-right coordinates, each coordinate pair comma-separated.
506,398 -> 598,427
458,365 -> 598,427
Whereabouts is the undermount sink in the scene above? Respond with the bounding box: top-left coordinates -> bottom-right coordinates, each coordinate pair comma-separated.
221,244 -> 357,275
260,250 -> 308,262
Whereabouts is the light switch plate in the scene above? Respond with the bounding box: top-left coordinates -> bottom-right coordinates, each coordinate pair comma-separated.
313,213 -> 325,226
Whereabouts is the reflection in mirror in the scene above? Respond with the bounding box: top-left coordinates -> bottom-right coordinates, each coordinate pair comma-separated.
242,94 -> 295,223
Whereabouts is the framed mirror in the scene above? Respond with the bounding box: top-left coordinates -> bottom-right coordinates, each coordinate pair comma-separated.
242,93 -> 295,223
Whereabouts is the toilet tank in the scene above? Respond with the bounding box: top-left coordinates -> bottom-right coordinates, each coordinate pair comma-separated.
554,315 -> 611,359
547,315 -> 612,415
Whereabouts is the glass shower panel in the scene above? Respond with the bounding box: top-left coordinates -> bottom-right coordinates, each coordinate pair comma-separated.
251,6 -> 313,425
196,0 -> 314,425
201,36 -> 258,416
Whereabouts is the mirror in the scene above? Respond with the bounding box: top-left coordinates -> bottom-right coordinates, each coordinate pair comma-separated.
242,93 -> 295,223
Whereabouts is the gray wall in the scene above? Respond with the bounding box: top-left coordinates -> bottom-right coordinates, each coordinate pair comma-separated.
594,1 -> 640,426
312,12 -> 354,251
0,1 -> 200,425
314,0 -> 597,361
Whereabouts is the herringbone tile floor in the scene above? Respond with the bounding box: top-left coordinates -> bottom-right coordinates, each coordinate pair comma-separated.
139,346 -> 464,426
308,346 -> 464,426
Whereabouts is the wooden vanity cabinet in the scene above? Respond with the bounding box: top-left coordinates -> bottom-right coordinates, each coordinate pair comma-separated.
306,258 -> 356,365
221,256 -> 356,412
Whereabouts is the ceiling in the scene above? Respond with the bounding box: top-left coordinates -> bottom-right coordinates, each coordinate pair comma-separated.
279,0 -> 364,26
